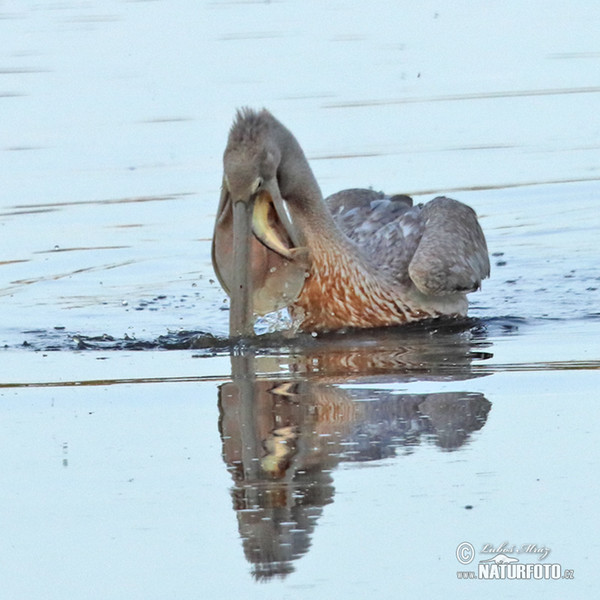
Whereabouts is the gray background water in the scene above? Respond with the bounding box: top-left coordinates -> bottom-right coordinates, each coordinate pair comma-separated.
1,1 -> 599,598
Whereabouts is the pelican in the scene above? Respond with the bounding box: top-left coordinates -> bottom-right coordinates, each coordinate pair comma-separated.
213,108 -> 490,337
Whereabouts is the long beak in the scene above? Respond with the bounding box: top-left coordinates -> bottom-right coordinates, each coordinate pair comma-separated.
230,197 -> 255,338
212,178 -> 310,339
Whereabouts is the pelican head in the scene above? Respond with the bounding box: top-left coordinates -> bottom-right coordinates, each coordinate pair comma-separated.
212,108 -> 314,337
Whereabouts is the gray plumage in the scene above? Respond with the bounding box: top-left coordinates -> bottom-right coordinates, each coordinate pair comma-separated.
326,188 -> 490,296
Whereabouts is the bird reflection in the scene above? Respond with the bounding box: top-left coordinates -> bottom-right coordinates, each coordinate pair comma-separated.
218,326 -> 492,580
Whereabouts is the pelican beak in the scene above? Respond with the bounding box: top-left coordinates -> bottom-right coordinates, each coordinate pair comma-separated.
212,178 -> 311,339
230,195 -> 255,338
211,180 -> 256,338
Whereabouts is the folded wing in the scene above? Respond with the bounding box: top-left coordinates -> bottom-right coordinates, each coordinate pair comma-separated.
408,196 -> 490,296
327,190 -> 489,297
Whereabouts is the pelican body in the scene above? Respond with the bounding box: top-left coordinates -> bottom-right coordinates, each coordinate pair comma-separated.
213,109 -> 490,337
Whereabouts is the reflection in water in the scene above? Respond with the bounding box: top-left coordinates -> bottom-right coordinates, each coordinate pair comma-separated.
218,328 -> 492,580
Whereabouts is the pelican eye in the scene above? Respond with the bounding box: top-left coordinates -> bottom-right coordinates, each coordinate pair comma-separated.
251,177 -> 263,194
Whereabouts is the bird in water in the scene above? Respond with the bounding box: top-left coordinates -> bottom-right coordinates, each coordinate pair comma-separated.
212,108 -> 490,338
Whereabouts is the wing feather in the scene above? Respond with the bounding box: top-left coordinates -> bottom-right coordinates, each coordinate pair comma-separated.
408,196 -> 489,296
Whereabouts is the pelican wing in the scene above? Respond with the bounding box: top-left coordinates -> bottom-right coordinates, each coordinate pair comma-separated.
326,189 -> 424,285
326,188 -> 415,246
326,190 -> 489,297
408,196 -> 490,296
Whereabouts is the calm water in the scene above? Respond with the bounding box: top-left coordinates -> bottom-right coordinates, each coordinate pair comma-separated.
1,1 -> 599,598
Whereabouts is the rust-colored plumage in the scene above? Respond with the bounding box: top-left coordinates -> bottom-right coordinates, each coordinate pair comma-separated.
291,226 -> 431,331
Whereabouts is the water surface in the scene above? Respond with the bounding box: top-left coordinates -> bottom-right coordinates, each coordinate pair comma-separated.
1,1 -> 599,598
